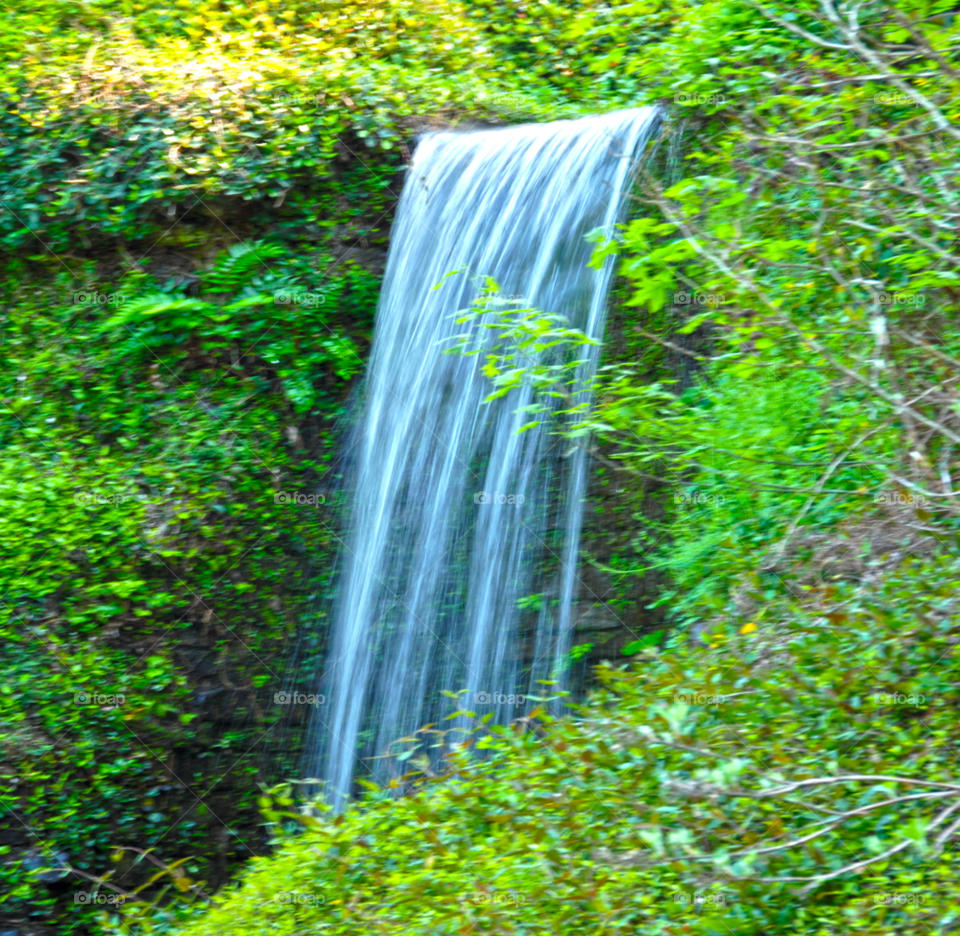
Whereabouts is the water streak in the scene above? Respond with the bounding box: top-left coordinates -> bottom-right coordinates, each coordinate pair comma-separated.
310,108 -> 660,806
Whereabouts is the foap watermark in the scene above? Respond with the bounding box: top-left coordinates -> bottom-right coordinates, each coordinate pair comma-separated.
675,91 -> 726,106
74,892 -> 125,906
874,91 -> 924,107
874,692 -> 926,707
73,91 -> 129,107
674,491 -> 725,506
474,891 -> 526,905
874,892 -> 926,905
675,291 -> 725,307
272,91 -> 326,108
74,491 -> 143,506
275,492 -> 325,507
675,691 -> 726,705
878,291 -> 925,306
875,490 -> 926,507
274,290 -> 325,307
475,90 -> 526,109
473,291 -> 528,306
275,891 -> 325,905
670,891 -> 726,907
474,691 -> 525,707
75,691 -> 125,706
474,491 -> 525,507
274,691 -> 325,707
74,291 -> 125,306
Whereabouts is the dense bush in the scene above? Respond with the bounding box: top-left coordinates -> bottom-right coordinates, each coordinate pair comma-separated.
164,551 -> 960,935
0,0 -> 579,253
588,0 -> 960,628
0,241 -> 379,929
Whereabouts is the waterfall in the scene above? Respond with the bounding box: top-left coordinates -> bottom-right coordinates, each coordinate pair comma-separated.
309,108 -> 660,806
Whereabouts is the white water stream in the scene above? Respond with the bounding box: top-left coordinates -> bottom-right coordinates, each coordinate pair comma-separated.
310,108 -> 660,805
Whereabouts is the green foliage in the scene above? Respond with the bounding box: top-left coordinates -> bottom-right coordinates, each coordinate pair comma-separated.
464,0 -> 676,101
0,241 -> 372,931
0,0 -> 578,253
443,274 -> 601,431
452,0 -> 960,630
5,0 -> 960,934
97,241 -> 364,410
591,0 -> 960,624
164,552 -> 960,935
622,630 -> 666,654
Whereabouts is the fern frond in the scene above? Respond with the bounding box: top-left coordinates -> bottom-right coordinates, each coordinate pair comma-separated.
201,241 -> 286,293
98,295 -> 212,332
222,294 -> 276,314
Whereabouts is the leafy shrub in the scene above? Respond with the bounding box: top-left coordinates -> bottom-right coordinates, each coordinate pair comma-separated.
163,551 -> 960,935
0,242 -> 373,932
0,0 -> 578,253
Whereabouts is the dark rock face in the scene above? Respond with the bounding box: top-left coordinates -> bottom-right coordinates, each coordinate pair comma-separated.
572,460 -> 669,667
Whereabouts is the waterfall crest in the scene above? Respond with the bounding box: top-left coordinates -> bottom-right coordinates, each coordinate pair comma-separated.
310,108 -> 660,805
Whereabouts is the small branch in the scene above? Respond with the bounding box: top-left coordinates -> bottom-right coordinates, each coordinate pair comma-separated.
805,69 -> 942,88
890,328 -> 960,372
633,327 -> 712,361
880,472 -> 960,500
737,775 -> 960,797
748,0 -> 850,50
762,426 -> 887,570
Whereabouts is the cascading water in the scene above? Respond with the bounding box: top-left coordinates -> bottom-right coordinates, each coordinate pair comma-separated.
309,107 -> 660,806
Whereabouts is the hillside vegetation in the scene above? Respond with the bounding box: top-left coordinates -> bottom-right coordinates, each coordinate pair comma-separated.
2,1 -> 959,935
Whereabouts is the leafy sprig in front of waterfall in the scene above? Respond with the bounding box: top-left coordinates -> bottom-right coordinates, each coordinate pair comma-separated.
438,273 -> 601,432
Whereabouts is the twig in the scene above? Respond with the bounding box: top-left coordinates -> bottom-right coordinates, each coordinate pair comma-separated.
762,426 -> 886,570
633,327 -> 712,360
